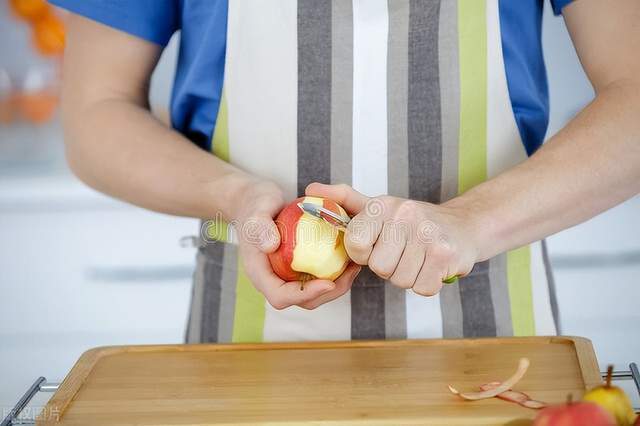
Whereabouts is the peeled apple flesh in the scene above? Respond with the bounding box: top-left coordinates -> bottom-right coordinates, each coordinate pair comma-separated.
268,196 -> 350,282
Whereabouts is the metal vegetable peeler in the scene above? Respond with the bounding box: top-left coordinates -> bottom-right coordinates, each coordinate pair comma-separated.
297,202 -> 350,230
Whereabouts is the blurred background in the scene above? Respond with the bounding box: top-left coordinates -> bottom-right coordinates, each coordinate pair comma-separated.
1,0 -> 639,415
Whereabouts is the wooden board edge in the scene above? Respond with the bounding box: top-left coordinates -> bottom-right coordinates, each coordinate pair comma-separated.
34,336 -> 572,357
35,346 -> 126,425
559,336 -> 602,390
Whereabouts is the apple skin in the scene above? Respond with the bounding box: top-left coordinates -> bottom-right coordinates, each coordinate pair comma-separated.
533,400 -> 616,426
583,383 -> 637,426
268,196 -> 350,282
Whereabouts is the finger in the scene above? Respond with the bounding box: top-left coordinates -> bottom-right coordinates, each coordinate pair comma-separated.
345,205 -> 392,266
299,263 -> 361,310
241,244 -> 333,309
271,279 -> 337,310
305,183 -> 369,216
367,221 -> 407,279
412,250 -> 446,297
239,212 -> 281,253
389,242 -> 426,289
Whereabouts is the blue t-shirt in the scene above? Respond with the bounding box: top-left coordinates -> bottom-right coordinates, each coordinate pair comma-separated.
50,0 -> 574,155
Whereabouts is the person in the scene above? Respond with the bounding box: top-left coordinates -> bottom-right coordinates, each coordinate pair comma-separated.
50,0 -> 640,343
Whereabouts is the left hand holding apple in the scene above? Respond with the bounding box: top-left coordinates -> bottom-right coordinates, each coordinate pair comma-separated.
306,183 -> 481,297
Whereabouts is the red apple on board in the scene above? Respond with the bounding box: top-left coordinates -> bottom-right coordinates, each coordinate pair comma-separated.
268,197 -> 350,282
533,395 -> 616,426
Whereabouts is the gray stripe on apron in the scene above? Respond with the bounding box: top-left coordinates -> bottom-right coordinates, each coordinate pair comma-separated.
408,0 -> 442,204
199,241 -> 225,342
541,239 -> 561,333
385,0 -> 411,340
297,0 -> 332,196
407,0 -> 447,337
351,268 -> 386,340
217,243 -> 238,343
489,253 -> 513,336
330,0 -> 353,186
437,0 -> 464,338
185,247 -> 207,343
387,0 -> 410,199
384,286 -> 407,339
459,260 -> 497,337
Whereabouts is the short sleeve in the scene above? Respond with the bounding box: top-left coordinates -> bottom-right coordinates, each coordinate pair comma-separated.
49,0 -> 179,46
550,0 -> 574,15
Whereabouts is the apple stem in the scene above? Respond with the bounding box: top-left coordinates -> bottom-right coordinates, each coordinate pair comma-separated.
605,365 -> 613,387
300,274 -> 311,291
566,393 -> 573,405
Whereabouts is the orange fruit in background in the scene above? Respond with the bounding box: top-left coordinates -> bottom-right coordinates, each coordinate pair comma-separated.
0,97 -> 18,125
18,91 -> 59,124
9,0 -> 50,21
32,13 -> 65,56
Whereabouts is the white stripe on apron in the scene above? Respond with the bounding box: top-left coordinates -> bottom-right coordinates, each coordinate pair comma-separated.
352,0 -> 389,198
226,0 -> 298,201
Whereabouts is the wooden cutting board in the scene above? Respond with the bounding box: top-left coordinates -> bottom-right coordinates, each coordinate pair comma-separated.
37,337 -> 601,426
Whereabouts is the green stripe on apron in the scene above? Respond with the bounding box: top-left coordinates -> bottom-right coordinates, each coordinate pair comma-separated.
208,91 -> 230,243
212,91 -> 229,162
457,0 -> 487,194
507,246 -> 535,335
232,256 -> 266,342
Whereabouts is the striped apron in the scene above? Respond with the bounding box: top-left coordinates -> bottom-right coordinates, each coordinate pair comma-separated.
186,0 -> 560,343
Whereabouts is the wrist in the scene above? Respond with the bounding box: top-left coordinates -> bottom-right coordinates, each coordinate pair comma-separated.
442,190 -> 503,262
204,171 -> 257,222
219,173 -> 285,223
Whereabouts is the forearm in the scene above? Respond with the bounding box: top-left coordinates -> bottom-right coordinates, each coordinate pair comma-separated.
63,97 -> 252,221
449,80 -> 640,261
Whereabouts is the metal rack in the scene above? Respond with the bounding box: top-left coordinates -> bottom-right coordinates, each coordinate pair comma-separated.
3,364 -> 639,425
1,378 -> 59,426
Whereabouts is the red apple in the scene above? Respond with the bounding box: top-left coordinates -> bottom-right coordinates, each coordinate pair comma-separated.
533,397 -> 616,426
268,197 -> 350,282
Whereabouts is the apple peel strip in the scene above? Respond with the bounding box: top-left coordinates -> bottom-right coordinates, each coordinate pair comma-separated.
479,382 -> 547,409
448,357 -> 530,401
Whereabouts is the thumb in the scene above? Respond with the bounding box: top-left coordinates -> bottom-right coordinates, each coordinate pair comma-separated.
240,212 -> 281,253
305,183 -> 369,216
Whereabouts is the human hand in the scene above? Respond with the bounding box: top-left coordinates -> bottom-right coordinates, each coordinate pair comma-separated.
306,183 -> 480,297
232,178 -> 361,310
